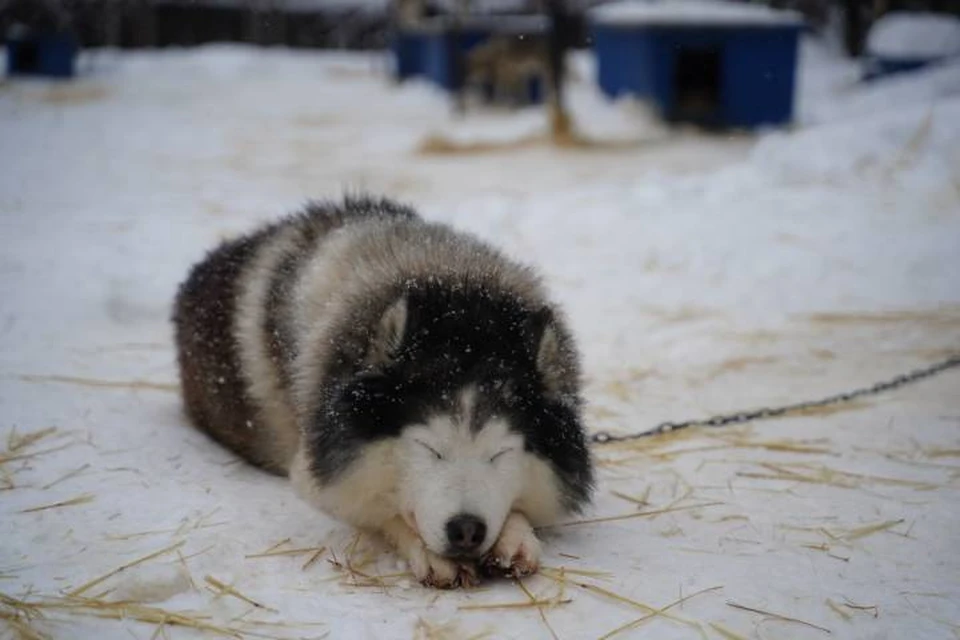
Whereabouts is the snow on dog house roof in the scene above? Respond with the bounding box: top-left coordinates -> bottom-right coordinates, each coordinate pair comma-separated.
589,0 -> 804,27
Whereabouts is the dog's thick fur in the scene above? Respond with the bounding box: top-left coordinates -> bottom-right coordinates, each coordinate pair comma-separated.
173,196 -> 593,587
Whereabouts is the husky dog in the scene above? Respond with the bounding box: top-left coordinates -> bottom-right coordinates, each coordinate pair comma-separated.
465,35 -> 549,108
173,196 -> 593,588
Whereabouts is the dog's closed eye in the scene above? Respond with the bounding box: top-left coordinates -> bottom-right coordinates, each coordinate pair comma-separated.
415,440 -> 444,460
489,448 -> 514,464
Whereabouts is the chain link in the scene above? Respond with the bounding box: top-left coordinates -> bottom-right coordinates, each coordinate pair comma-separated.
589,354 -> 960,445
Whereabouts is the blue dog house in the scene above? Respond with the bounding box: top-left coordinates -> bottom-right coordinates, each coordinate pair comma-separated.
590,0 -> 804,128
391,15 -> 548,97
391,19 -> 488,88
6,28 -> 78,78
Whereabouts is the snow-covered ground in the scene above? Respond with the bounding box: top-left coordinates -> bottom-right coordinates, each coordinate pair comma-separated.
1,37 -> 959,640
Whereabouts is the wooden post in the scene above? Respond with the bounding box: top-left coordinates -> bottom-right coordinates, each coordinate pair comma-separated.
545,0 -> 573,142
450,0 -> 470,115
843,0 -> 865,57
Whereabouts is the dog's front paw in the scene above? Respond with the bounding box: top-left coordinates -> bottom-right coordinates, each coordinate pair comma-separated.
408,545 -> 479,589
383,516 -> 479,589
481,512 -> 541,579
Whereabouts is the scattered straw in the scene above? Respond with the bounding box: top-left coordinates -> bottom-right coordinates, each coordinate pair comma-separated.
105,528 -> 178,541
176,550 -> 197,592
459,598 -> 572,611
596,586 -> 723,640
253,539 -> 291,556
330,533 -> 393,588
68,541 -> 185,597
517,579 -> 560,640
173,507 -> 225,537
204,576 -> 277,613
539,574 -> 697,630
702,355 -> 780,381
48,596 -> 240,637
0,443 -> 76,466
417,132 -> 541,155
540,566 -> 613,580
36,84 -> 109,105
543,578 -> 651,610
778,400 -> 871,419
109,512 -> 226,542
6,427 -> 58,453
926,448 -> 960,459
2,591 -> 247,639
150,620 -> 171,640
324,544 -> 410,590
726,601 -> 831,634
412,617 -> 489,640
716,515 -> 750,523
14,374 -> 178,393
416,128 -> 645,157
804,308 -> 960,328
738,461 -> 939,491
245,546 -> 325,559
0,466 -> 13,491
831,519 -> 905,541
825,599 -> 852,621
716,435 -> 834,455
0,592 -> 50,640
596,427 -> 838,467
546,502 -> 724,528
840,599 -> 879,618
41,464 -> 90,490
0,616 -> 50,640
19,493 -> 94,514
301,547 -> 328,571
610,487 -> 651,507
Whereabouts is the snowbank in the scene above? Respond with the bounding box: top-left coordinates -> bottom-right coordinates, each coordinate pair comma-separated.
801,55 -> 960,123
867,11 -> 960,59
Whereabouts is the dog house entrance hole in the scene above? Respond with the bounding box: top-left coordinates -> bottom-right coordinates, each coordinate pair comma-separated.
673,46 -> 721,122
14,41 -> 41,72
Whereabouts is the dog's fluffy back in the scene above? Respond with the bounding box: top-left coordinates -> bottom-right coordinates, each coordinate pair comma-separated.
173,196 -> 592,513
173,197 -> 416,472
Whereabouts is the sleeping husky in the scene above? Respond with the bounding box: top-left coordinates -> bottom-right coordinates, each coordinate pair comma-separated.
173,196 -> 593,588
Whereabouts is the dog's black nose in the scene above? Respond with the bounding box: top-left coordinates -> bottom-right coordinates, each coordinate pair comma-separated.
446,514 -> 487,554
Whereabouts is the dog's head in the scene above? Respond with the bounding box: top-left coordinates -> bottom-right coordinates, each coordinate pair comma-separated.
397,385 -> 526,557
328,284 -> 592,558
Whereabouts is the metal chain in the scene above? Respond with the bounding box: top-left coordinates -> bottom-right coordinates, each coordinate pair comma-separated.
589,354 -> 960,445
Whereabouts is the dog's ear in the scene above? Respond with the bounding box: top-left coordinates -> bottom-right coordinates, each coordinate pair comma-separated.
536,320 -> 563,396
528,309 -> 566,397
367,296 -> 408,366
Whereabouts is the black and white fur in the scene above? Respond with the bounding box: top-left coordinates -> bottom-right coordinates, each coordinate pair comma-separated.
173,196 -> 593,588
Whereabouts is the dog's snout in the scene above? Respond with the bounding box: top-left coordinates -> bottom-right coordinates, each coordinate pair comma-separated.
445,514 -> 487,554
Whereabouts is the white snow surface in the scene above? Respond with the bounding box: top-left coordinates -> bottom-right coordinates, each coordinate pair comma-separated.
590,0 -> 803,27
866,11 -> 960,59
2,39 -> 960,640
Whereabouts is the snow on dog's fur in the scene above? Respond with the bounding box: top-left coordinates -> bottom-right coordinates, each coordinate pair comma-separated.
173,196 -> 594,588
